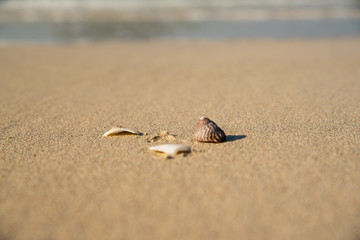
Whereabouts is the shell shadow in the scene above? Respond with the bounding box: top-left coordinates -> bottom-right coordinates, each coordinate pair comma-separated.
226,135 -> 246,142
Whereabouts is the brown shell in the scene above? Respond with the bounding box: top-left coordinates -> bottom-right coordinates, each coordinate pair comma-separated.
194,117 -> 226,143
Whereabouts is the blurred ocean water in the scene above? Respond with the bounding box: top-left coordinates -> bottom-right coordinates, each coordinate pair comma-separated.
0,0 -> 360,42
1,19 -> 360,43
1,0 -> 360,21
0,0 -> 358,8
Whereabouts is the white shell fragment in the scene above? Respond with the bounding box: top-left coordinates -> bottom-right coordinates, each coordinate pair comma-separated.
103,127 -> 142,137
149,144 -> 191,157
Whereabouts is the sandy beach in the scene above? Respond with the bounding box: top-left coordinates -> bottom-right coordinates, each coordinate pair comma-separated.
0,38 -> 360,240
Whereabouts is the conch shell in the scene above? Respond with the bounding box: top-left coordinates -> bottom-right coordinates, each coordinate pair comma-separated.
194,117 -> 226,143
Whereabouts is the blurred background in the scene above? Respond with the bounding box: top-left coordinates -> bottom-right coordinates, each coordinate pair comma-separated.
0,0 -> 360,43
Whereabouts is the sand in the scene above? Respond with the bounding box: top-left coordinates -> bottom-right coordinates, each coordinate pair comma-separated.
0,38 -> 360,240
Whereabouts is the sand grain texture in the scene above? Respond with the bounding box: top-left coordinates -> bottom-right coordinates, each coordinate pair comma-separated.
0,39 -> 360,240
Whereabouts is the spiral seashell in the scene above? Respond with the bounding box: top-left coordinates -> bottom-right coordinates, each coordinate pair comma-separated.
194,117 -> 226,143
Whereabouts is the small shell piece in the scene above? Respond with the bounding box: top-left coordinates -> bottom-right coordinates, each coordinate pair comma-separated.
194,117 -> 226,143
103,127 -> 142,137
149,144 -> 191,157
148,131 -> 176,142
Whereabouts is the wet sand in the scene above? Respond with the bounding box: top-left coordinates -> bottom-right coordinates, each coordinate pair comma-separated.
0,38 -> 360,240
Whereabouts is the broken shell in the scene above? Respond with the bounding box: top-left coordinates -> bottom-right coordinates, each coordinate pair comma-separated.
149,144 -> 191,157
103,127 -> 142,137
148,131 -> 177,142
194,117 -> 226,143
160,131 -> 176,140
